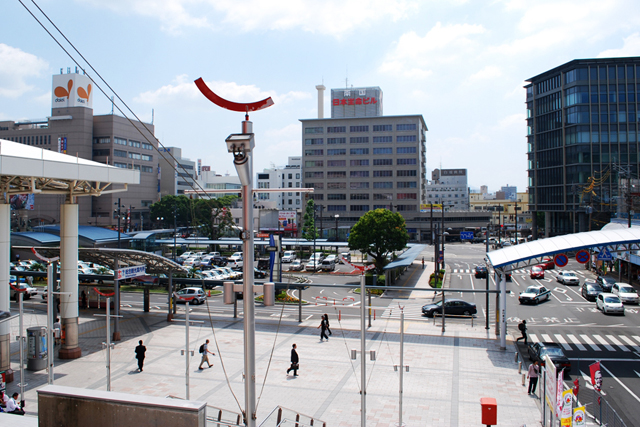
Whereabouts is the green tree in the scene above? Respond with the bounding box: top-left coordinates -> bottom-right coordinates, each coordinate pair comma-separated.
348,208 -> 409,275
302,199 -> 319,241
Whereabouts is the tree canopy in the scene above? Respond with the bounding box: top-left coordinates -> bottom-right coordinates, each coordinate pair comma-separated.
347,208 -> 409,275
302,199 -> 319,241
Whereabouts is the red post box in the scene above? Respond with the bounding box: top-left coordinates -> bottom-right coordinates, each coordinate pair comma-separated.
480,397 -> 497,426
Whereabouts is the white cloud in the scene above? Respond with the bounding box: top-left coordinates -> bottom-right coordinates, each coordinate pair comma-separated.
0,44 -> 48,98
467,65 -> 502,83
598,32 -> 640,58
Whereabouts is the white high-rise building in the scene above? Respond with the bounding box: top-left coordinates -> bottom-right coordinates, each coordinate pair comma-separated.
256,156 -> 303,210
426,168 -> 469,210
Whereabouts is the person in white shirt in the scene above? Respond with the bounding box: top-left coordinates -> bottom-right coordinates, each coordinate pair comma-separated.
6,392 -> 25,415
53,318 -> 61,345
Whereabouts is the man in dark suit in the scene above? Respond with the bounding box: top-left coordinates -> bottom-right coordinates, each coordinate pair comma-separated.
286,343 -> 299,376
135,340 -> 147,372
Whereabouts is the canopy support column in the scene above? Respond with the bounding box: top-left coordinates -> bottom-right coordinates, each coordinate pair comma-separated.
59,203 -> 81,359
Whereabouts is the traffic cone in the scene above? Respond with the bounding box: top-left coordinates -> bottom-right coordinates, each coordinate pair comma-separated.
207,290 -> 211,297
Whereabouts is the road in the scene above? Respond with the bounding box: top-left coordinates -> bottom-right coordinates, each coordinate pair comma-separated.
445,241 -> 640,426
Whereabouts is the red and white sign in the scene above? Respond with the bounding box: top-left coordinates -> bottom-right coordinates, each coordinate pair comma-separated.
590,361 -> 602,392
332,97 -> 377,106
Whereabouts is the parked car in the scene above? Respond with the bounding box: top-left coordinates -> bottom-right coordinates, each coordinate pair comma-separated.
305,259 -> 321,272
174,287 -> 206,305
596,293 -> 625,315
227,259 -> 243,271
228,252 -> 243,262
519,285 -> 550,305
289,260 -> 303,271
219,266 -> 241,280
254,268 -> 268,279
474,265 -> 488,279
339,253 -> 351,264
9,276 -> 37,300
132,275 -> 159,285
530,266 -> 545,279
581,281 -> 603,301
179,251 -> 195,260
557,271 -> 580,285
539,258 -> 555,270
421,299 -> 477,318
324,254 -> 337,263
611,283 -> 639,304
282,251 -> 297,263
321,259 -> 336,272
527,342 -> 571,373
596,276 -> 616,292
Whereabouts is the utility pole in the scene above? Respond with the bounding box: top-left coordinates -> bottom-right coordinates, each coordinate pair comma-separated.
485,223 -> 490,330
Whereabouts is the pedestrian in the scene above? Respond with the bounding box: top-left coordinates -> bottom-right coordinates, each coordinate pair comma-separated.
286,343 -> 299,376
6,392 -> 25,415
324,314 -> 332,336
421,257 -> 425,269
318,315 -> 329,341
198,339 -> 215,369
1,390 -> 9,407
527,360 -> 539,395
516,319 -> 527,344
135,340 -> 146,372
81,290 -> 87,309
53,317 -> 61,345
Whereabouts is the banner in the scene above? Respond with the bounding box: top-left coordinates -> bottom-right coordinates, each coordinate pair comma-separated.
10,194 -> 34,210
555,368 -> 564,417
572,406 -> 586,427
420,203 -> 442,213
560,389 -> 572,426
589,362 -> 602,392
278,210 -> 297,231
544,355 -> 557,411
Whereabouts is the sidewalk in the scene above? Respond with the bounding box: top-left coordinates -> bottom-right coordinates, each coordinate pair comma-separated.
5,249 -> 541,426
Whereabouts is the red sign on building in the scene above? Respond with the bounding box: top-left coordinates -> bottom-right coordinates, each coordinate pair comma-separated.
332,97 -> 377,106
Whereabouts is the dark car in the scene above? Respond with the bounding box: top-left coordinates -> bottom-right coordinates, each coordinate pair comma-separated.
422,299 -> 477,318
474,265 -> 488,278
596,276 -> 616,292
254,268 -> 268,279
527,342 -> 571,373
581,281 -> 604,301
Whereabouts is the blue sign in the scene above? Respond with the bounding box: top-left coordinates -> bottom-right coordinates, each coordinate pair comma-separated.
554,253 -> 569,268
597,247 -> 613,261
460,231 -> 474,240
575,250 -> 590,264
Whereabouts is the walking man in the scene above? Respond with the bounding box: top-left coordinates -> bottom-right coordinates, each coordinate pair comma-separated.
135,340 -> 146,372
198,339 -> 215,370
324,314 -> 332,336
516,319 -> 528,344
286,343 -> 299,376
422,257 -> 425,269
527,360 -> 539,395
53,317 -> 61,345
318,315 -> 329,341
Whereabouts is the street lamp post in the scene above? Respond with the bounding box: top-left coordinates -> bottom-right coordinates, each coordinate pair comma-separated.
334,214 -> 339,241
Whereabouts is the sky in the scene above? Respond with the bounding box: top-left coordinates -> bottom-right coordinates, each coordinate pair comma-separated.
3,0 -> 640,193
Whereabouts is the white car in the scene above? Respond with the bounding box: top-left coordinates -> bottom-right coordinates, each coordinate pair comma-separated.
611,283 -> 640,304
227,259 -> 243,270
228,252 -> 243,262
183,257 -> 201,267
324,254 -> 337,263
175,287 -> 206,305
179,251 -> 195,260
9,277 -> 37,300
219,266 -> 241,279
212,268 -> 230,280
596,293 -> 625,315
305,260 -> 321,272
204,270 -> 225,280
282,251 -> 296,263
557,271 -> 580,285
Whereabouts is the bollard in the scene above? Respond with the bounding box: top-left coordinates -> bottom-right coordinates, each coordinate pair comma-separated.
333,298 -> 336,306
374,310 -> 376,320
339,310 -> 341,321
518,361 -> 522,374
522,373 -> 526,386
514,352 -> 519,363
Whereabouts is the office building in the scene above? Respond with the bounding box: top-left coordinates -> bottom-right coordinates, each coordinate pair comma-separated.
256,156 -> 302,210
426,168 -> 469,210
526,57 -> 640,236
0,69 -> 158,230
158,147 -> 196,196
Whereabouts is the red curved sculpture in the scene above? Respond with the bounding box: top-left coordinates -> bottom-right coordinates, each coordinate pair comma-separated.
194,78 -> 274,112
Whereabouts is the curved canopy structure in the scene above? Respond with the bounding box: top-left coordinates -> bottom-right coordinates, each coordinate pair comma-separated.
486,228 -> 640,271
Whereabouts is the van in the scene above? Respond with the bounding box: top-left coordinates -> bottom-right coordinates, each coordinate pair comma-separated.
282,251 -> 296,263
321,259 -> 335,272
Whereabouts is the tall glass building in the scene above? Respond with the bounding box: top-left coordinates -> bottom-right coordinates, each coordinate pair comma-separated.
526,57 -> 640,236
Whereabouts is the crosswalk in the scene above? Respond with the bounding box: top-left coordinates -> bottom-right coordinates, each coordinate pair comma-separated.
453,268 -> 590,277
526,331 -> 640,353
380,301 -> 429,320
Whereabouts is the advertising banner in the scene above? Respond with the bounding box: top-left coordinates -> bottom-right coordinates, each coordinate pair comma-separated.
544,355 -> 557,411
116,265 -> 146,280
420,203 -> 442,213
572,406 -> 586,427
589,362 -> 602,392
556,368 -> 564,417
278,210 -> 297,231
560,388 -> 573,426
10,194 -> 34,210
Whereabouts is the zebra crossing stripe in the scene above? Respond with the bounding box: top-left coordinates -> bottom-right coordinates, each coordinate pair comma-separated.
529,334 -> 540,343
580,334 -> 601,351
566,335 -> 587,351
541,333 -> 553,342
632,336 -> 640,345
593,334 -> 616,351
619,336 -> 640,352
606,335 -> 630,352
554,334 -> 572,351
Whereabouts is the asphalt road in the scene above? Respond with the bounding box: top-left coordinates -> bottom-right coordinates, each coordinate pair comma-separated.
445,241 -> 640,427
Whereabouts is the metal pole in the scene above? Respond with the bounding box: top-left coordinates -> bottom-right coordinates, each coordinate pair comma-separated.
441,280 -> 446,333
515,199 -> 518,244
298,287 -> 302,323
105,296 -> 112,391
173,205 -> 177,260
117,198 -> 121,249
185,304 -> 190,400
485,223 -> 490,330
499,274 -> 507,350
360,274 -> 366,427
399,309 -> 405,427
47,264 -> 54,384
369,274 -> 376,328
430,204 -> 433,245
18,291 -> 25,401
433,223 -> 439,274
113,255 -> 120,341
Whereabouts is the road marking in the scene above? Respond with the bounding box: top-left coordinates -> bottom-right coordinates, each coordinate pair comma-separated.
635,371 -> 640,378
469,274 -> 475,291
600,364 -> 640,404
580,334 -> 601,351
592,334 -> 615,351
580,371 -> 594,390
541,333 -> 553,342
529,334 -> 540,343
606,335 -> 630,352
619,336 -> 640,352
565,334 -> 586,350
554,334 -> 572,351
633,336 -> 640,345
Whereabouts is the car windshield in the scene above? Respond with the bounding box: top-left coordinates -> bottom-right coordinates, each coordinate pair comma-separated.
602,277 -> 616,284
605,296 -> 621,303
532,267 -> 542,272
587,284 -> 603,292
564,273 -> 576,277
619,286 -> 635,293
540,347 -> 565,357
524,287 -> 540,294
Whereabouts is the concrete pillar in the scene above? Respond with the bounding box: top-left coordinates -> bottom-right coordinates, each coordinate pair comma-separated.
545,211 -> 551,238
0,204 -> 11,377
59,203 -> 81,359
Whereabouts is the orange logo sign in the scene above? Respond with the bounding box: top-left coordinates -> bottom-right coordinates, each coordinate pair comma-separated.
53,79 -> 92,101
78,84 -> 91,100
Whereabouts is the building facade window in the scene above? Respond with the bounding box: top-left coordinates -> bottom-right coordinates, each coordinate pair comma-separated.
397,158 -> 417,165
397,135 -> 417,142
397,170 -> 417,176
350,205 -> 369,211
350,182 -> 369,189
327,205 -> 347,211
305,149 -> 324,156
114,150 -> 127,157
328,194 -> 346,200
327,137 -> 346,144
305,160 -> 324,167
397,124 -> 416,131
373,147 -> 392,155
305,138 -> 324,145
397,147 -> 417,154
373,159 -> 392,166
327,149 -> 346,156
327,171 -> 347,178
350,159 -> 369,166
350,148 -> 369,155
373,170 -> 393,177
327,126 -> 346,133
373,136 -> 392,143
328,160 -> 346,167
373,124 -> 392,132
350,125 -> 369,132
350,137 -> 369,144
350,171 -> 369,177
373,182 -> 393,188
350,194 -> 369,200
114,137 -> 128,145
305,127 -> 323,134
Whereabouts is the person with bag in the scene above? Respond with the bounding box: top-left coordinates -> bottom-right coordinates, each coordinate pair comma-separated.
286,343 -> 299,376
318,316 -> 329,341
527,360 -> 539,395
324,314 -> 332,336
198,339 -> 215,370
516,319 -> 527,344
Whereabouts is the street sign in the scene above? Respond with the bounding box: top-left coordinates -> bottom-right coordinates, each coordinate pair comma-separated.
554,253 -> 569,268
116,265 -> 146,280
597,247 -> 612,261
460,231 -> 474,240
575,250 -> 589,264
266,246 -> 278,252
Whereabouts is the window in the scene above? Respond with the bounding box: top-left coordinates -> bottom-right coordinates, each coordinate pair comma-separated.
114,162 -> 128,168
327,126 -> 346,133
327,137 -> 346,144
327,171 -> 347,178
351,194 -> 369,200
373,147 -> 392,155
350,182 -> 369,189
397,124 -> 416,131
350,205 -> 369,211
305,172 -> 324,178
327,149 -> 346,156
350,125 -> 369,132
328,160 -> 346,167
397,135 -> 417,142
141,154 -> 152,161
397,147 -> 416,154
373,170 -> 393,177
373,159 -> 392,166
114,149 -> 127,157
305,160 -> 324,167
373,136 -> 393,143
396,205 -> 417,211
397,170 -> 417,176
373,182 -> 393,188
350,159 -> 369,166
397,181 -> 417,188
373,193 -> 392,200
129,140 -> 141,148
305,138 -> 324,145
94,137 -> 110,144
397,158 -> 417,165
306,182 -> 325,189
305,149 -> 324,156
327,182 -> 346,189
128,152 -> 142,160
114,137 -> 128,145
133,164 -> 141,171
397,193 -> 417,200
142,142 -> 153,150
373,124 -> 392,132
350,137 -> 369,144
258,182 -> 270,188
327,205 -> 347,211
309,194 -> 324,200
93,149 -> 110,156
350,171 -> 369,177
328,194 -> 346,200
350,148 -> 369,155
305,127 -> 323,134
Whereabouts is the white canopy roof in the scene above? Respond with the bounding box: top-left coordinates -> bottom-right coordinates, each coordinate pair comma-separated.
0,139 -> 138,197
486,228 -> 640,269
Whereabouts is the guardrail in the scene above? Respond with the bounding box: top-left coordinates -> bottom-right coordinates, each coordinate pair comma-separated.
433,312 -> 475,327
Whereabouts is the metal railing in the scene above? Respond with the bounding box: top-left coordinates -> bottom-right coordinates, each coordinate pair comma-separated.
259,406 -> 326,427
